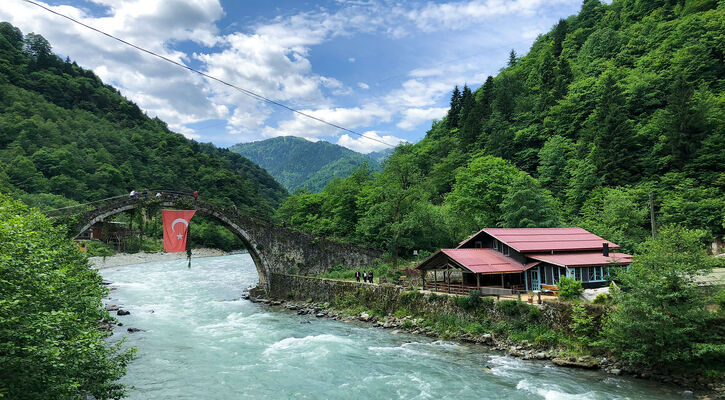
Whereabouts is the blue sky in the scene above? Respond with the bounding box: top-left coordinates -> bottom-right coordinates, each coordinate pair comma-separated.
2,0 -> 584,152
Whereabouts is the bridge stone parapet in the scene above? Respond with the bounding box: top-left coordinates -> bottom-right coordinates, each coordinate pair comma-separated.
67,194 -> 381,292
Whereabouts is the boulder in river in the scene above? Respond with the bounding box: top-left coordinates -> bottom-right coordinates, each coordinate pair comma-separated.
117,309 -> 130,316
127,327 -> 144,333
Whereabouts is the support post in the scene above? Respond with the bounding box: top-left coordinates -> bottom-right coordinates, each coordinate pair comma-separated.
476,273 -> 480,288
500,274 -> 504,288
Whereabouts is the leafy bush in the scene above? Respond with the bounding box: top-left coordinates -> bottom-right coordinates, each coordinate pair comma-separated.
498,300 -> 523,316
86,240 -> 115,257
0,195 -> 135,399
570,304 -> 599,350
400,290 -> 423,305
454,290 -> 482,310
603,226 -> 725,371
557,276 -> 583,301
591,293 -> 611,305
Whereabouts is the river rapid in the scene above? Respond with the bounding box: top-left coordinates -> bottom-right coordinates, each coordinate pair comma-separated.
101,254 -> 681,399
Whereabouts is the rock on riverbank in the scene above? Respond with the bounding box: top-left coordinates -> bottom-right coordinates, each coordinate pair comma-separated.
247,293 -> 725,400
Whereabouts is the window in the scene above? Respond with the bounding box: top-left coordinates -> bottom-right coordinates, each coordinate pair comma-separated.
574,268 -> 582,281
493,240 -> 499,250
502,245 -> 509,256
589,267 -> 598,281
474,241 -> 482,248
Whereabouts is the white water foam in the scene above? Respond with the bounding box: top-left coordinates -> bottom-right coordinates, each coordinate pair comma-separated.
263,334 -> 352,356
517,379 -> 601,400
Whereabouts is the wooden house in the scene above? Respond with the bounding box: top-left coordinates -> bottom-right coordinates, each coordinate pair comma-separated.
416,228 -> 632,295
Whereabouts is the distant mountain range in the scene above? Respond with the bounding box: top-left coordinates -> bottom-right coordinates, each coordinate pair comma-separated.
229,137 -> 391,193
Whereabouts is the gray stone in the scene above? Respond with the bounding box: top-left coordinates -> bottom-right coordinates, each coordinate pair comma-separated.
679,390 -> 693,397
116,309 -> 130,316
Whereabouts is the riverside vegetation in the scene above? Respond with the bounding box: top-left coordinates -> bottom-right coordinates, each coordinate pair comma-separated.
263,226 -> 725,393
0,194 -> 135,399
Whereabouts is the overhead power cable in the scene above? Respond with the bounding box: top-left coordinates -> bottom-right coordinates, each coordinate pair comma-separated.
22,0 -> 396,148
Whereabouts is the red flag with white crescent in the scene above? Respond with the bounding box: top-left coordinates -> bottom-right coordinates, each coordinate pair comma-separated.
162,209 -> 196,252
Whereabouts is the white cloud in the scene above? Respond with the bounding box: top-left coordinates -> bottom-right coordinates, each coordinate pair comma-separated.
337,131 -> 405,153
0,0 -> 580,147
407,0 -> 576,32
397,107 -> 449,130
263,104 -> 393,140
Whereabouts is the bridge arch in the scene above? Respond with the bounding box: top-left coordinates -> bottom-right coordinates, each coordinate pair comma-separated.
66,193 -> 382,293
73,197 -> 271,288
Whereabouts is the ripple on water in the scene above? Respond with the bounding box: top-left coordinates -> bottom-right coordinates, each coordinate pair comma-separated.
101,254 -> 684,400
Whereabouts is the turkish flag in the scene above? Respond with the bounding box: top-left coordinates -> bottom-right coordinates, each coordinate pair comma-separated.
162,210 -> 196,252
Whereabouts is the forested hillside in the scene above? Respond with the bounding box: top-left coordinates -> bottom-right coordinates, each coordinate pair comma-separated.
277,0 -> 725,260
229,136 -> 382,193
0,22 -> 287,217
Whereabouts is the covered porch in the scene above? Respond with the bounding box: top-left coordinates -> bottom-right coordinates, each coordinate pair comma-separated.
416,249 -> 538,296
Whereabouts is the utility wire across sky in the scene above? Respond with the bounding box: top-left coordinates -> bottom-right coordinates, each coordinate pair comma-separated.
22,0 -> 397,148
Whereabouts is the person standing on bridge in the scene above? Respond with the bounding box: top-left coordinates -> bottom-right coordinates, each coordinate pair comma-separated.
155,192 -> 162,198
193,190 -> 199,207
142,189 -> 148,199
362,271 -> 367,283
355,270 -> 361,282
368,270 -> 374,283
232,204 -> 238,215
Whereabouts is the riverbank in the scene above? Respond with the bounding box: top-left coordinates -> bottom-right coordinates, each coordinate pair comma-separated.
89,248 -> 241,269
253,273 -> 725,399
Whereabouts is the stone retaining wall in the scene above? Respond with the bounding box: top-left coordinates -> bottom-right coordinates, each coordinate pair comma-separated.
266,273 -> 606,332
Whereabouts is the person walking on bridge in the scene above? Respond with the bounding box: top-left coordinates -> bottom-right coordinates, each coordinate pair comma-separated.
355,270 -> 361,282
232,204 -> 238,215
193,190 -> 199,207
368,270 -> 374,284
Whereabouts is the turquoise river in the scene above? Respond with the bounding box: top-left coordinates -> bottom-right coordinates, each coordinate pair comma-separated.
101,254 -> 682,399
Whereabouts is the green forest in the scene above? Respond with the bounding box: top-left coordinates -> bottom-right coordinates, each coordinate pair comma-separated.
277,0 -> 725,261
0,22 -> 288,250
230,136 -> 383,193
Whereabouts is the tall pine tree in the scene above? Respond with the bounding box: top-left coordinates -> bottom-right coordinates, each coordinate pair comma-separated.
447,86 -> 462,130
588,72 -> 639,186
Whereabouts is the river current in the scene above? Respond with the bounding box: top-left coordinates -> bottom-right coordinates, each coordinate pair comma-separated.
101,254 -> 680,399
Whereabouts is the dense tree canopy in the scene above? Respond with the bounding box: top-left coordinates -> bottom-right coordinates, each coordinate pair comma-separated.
0,23 -> 289,249
277,0 -> 725,257
229,136 -> 384,193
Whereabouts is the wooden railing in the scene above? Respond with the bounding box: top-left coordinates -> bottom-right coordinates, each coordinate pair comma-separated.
424,282 -> 515,296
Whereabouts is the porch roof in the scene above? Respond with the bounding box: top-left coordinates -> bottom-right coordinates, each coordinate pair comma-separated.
416,248 -> 537,275
526,252 -> 633,267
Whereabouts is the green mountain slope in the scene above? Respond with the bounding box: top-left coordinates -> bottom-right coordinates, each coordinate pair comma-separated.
0,22 -> 287,217
229,136 -> 381,193
277,0 -> 725,255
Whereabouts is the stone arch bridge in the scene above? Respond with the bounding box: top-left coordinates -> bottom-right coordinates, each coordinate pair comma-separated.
52,192 -> 381,292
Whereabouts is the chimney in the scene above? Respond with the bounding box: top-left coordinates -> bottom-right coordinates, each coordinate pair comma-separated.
602,243 -> 609,257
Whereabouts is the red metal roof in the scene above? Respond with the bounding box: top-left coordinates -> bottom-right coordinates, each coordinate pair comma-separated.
438,248 -> 536,274
526,252 -> 632,267
458,227 -> 621,252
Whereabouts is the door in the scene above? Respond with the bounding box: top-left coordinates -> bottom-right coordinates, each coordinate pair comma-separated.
530,269 -> 541,290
